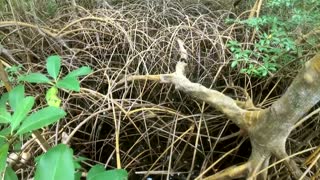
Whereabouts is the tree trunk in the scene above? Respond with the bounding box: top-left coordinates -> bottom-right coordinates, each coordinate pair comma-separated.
125,39 -> 319,179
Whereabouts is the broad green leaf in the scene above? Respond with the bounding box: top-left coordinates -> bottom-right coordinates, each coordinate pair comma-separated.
4,167 -> 18,180
34,144 -> 74,180
19,73 -> 51,84
0,143 -> 8,173
11,96 -> 35,131
45,87 -> 61,107
9,85 -> 24,111
17,107 -> 66,135
65,66 -> 92,78
56,77 -> 80,92
0,111 -> 11,124
0,138 -> 5,147
87,165 -> 128,180
87,165 -> 105,178
46,55 -> 61,80
0,127 -> 10,137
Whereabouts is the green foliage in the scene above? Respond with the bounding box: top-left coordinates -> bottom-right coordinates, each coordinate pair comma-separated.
0,55 -> 93,180
227,34 -> 282,77
87,165 -> 128,180
35,144 -> 75,180
17,107 -> 66,135
34,144 -> 128,180
8,85 -> 24,111
19,73 -> 51,83
46,55 -> 61,81
20,55 -> 92,93
65,67 -> 93,78
46,0 -> 58,17
56,76 -> 80,92
0,94 -> 10,123
0,65 -> 22,88
0,85 -> 66,135
226,0 -> 320,77
45,87 -> 61,107
0,55 -> 114,180
3,167 -> 18,180
0,144 -> 9,173
11,96 -> 35,132
266,0 -> 320,29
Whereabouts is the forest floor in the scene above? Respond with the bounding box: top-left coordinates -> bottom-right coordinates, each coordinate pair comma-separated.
0,0 -> 319,179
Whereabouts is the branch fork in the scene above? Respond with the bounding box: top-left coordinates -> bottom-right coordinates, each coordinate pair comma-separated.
121,39 -> 320,179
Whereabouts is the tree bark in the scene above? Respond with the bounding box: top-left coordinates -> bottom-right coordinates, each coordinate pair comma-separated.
159,54 -> 320,179
123,37 -> 320,179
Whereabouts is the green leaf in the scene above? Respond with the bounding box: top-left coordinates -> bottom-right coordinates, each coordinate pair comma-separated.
56,77 -> 80,92
65,66 -> 92,78
0,138 -> 6,147
74,156 -> 88,162
0,127 -> 11,137
87,165 -> 128,180
0,111 -> 11,124
74,172 -> 81,180
45,87 -> 61,107
9,85 -> 24,111
74,161 -> 81,170
11,96 -> 35,131
19,73 -> 51,84
0,93 -> 10,123
262,70 -> 268,77
17,107 -> 66,135
240,69 -> 247,73
46,55 -> 61,80
231,61 -> 238,68
0,93 -> 8,110
4,167 -> 18,180
0,143 -> 9,173
34,144 -> 74,180
87,165 -> 105,179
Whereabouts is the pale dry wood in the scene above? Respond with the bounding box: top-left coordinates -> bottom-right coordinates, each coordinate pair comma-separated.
123,39 -> 319,179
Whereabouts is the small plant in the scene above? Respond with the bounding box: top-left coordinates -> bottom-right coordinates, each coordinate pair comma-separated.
226,17 -> 298,77
0,65 -> 22,88
19,55 -> 92,107
226,0 -> 320,77
0,55 -> 127,179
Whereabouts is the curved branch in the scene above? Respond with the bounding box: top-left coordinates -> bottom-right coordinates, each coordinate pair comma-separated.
160,62 -> 247,128
203,162 -> 250,180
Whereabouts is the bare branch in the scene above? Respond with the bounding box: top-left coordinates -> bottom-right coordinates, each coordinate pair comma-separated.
203,162 -> 250,180
161,62 -> 247,128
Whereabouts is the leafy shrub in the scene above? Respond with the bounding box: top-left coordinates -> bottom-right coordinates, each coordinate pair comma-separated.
226,0 -> 320,77
0,55 -> 127,180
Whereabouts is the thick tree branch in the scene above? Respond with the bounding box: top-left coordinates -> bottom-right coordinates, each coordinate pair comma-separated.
121,39 -> 318,179
160,62 -> 248,128
270,54 -> 320,126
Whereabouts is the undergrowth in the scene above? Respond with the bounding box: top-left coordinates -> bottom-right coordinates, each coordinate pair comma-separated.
0,0 -> 319,179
